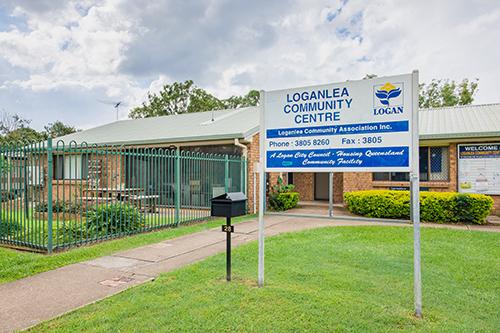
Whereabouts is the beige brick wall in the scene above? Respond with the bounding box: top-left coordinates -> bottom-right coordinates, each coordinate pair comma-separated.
293,173 -> 315,201
343,172 -> 373,193
491,196 -> 500,213
246,133 -> 260,213
291,172 -> 343,203
334,173 -> 344,203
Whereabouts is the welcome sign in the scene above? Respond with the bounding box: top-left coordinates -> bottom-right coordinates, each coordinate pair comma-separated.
262,73 -> 415,172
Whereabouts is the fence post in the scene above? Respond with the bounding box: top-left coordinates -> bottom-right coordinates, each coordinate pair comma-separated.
46,138 -> 54,253
174,148 -> 181,226
224,155 -> 229,193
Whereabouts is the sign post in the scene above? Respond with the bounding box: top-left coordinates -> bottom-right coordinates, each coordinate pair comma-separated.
258,91 -> 266,287
258,72 -> 422,316
328,172 -> 334,217
410,70 -> 422,318
222,217 -> 234,281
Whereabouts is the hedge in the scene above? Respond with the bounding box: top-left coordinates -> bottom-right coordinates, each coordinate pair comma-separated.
343,190 -> 493,224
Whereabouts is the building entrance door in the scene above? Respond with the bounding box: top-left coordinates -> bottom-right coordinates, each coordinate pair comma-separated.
314,173 -> 329,200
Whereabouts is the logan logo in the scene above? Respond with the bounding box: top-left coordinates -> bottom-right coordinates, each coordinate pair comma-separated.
373,82 -> 404,116
375,82 -> 401,106
282,161 -> 293,166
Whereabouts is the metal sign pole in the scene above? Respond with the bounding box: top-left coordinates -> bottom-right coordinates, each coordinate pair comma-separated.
328,172 -> 334,217
411,70 -> 423,318
226,216 -> 232,281
258,90 -> 266,287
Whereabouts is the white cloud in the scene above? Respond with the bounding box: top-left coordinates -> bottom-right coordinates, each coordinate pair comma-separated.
0,0 -> 498,129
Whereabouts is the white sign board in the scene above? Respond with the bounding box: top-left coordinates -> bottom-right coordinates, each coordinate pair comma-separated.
262,73 -> 415,172
458,143 -> 500,195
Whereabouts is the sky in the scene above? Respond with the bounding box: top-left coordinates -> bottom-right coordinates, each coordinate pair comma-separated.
0,0 -> 499,130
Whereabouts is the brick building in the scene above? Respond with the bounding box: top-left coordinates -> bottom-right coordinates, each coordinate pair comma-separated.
56,103 -> 500,213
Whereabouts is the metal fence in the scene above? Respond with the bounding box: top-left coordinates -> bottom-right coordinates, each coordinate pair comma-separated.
0,138 -> 246,252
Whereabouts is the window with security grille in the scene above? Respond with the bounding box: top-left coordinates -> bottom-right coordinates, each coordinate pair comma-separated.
373,146 -> 449,182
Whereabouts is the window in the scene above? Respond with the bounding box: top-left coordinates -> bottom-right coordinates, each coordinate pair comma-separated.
373,146 -> 449,182
54,155 -> 88,180
288,172 -> 294,185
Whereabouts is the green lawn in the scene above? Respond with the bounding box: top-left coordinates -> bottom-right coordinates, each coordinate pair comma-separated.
0,214 -> 254,284
31,226 -> 499,332
0,208 -> 215,249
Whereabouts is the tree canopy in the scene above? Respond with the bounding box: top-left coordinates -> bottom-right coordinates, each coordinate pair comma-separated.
44,121 -> 78,139
419,78 -> 478,108
0,112 -> 78,145
0,127 -> 46,145
129,80 -> 259,118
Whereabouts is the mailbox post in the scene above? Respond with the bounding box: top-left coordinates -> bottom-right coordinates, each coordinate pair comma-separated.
211,192 -> 247,282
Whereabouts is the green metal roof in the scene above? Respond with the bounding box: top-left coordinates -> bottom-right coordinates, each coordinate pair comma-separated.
56,106 -> 260,145
419,103 -> 500,140
56,103 -> 500,145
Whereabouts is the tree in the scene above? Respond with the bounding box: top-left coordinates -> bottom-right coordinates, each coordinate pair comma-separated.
222,90 -> 260,109
419,78 -> 478,108
44,121 -> 78,138
0,127 -> 46,145
0,112 -> 77,144
129,80 -> 259,118
0,111 -> 31,135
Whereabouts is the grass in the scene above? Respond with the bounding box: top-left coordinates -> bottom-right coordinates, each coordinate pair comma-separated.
30,226 -> 499,332
0,214 -> 254,284
1,207 -> 214,249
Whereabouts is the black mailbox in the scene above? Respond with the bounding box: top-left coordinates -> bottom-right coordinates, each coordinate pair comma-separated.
211,192 -> 247,218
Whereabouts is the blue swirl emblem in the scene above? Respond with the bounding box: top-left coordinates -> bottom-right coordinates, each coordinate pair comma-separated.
375,82 -> 401,106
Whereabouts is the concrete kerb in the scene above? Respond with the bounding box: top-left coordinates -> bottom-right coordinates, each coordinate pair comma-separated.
266,211 -> 411,224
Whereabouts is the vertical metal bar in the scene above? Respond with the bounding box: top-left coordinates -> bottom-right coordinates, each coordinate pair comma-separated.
328,172 -> 334,217
174,148 -> 180,226
226,216 -> 231,281
0,147 -> 3,245
46,138 -> 53,253
411,70 -> 423,318
224,154 -> 229,193
23,148 -> 28,216
7,146 -> 12,245
258,90 -> 266,287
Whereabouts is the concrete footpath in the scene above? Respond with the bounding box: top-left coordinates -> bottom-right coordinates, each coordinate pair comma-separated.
0,215 -> 498,333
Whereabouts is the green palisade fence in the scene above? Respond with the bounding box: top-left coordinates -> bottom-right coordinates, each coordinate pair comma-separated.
0,140 -> 246,252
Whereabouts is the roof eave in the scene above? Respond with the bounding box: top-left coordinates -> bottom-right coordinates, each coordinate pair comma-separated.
66,132 -> 250,147
419,131 -> 500,140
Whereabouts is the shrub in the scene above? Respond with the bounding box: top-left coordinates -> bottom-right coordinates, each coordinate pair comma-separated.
0,191 -> 16,202
34,200 -> 65,213
344,190 -> 493,224
0,218 -> 21,237
270,192 -> 300,211
268,176 -> 300,211
34,201 -> 82,214
64,202 -> 82,214
86,203 -> 144,234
